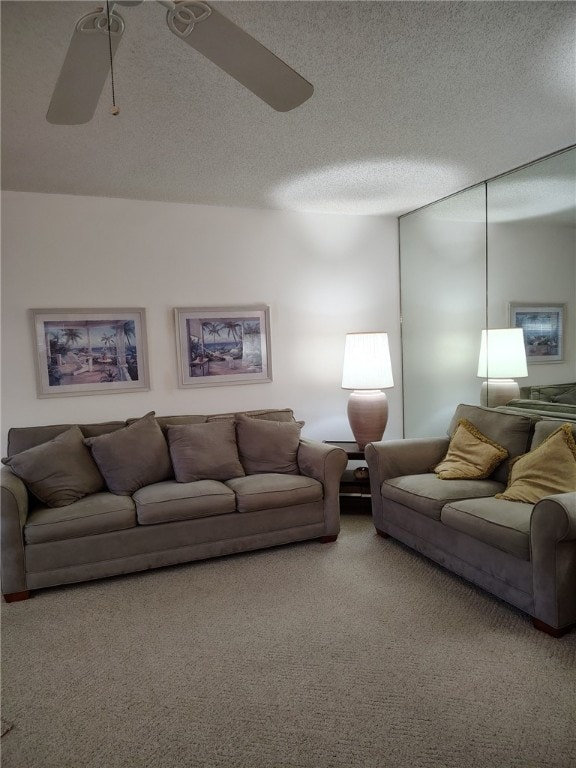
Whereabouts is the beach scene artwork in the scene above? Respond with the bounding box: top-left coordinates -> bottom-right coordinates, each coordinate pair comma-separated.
175,307 -> 271,387
510,303 -> 565,364
33,309 -> 149,396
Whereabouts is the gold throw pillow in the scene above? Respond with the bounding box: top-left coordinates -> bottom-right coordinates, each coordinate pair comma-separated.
496,423 -> 576,503
435,418 -> 509,480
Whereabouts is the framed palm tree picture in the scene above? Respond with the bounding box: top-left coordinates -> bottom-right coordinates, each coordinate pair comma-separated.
174,306 -> 272,387
31,308 -> 150,397
509,302 -> 565,363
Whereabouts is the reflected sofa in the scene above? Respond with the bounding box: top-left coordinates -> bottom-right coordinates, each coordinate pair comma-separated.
1,408 -> 347,601
366,404 -> 576,636
497,382 -> 576,422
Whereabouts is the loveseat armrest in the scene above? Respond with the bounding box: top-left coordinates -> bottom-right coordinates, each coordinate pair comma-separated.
1,467 -> 30,596
365,437 -> 449,484
531,492 -> 576,631
297,440 -> 347,537
365,438 -> 449,533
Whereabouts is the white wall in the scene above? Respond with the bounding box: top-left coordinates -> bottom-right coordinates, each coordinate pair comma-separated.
1,192 -> 401,454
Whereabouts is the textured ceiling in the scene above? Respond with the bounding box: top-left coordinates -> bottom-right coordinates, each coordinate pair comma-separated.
2,0 -> 575,216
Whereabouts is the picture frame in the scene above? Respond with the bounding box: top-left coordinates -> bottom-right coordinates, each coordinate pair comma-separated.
509,302 -> 565,363
31,308 -> 150,397
175,305 -> 272,388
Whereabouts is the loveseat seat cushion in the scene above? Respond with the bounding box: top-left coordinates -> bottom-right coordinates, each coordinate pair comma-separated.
225,474 -> 322,513
382,474 -> 505,521
440,497 -> 532,560
24,492 -> 136,544
133,480 -> 236,524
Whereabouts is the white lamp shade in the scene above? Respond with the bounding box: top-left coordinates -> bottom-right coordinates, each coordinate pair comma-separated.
342,332 -> 394,390
477,328 -> 528,379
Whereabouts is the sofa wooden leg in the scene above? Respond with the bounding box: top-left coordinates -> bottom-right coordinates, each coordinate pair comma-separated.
320,534 -> 338,543
4,590 -> 31,603
532,618 -> 568,638
376,529 -> 389,538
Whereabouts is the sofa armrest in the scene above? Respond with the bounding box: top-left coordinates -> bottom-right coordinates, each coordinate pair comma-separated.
531,492 -> 576,630
1,467 -> 30,596
297,440 -> 348,537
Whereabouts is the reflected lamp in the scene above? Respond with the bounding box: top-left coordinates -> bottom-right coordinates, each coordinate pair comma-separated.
341,332 -> 394,449
477,328 -> 528,408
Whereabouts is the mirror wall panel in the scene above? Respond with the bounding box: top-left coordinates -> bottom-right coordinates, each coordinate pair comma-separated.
400,184 -> 486,437
487,147 -> 576,390
400,145 -> 576,438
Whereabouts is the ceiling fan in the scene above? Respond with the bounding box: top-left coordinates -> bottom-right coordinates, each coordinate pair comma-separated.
46,0 -> 314,125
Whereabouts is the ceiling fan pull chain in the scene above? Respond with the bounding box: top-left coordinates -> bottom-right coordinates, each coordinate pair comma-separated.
106,0 -> 120,115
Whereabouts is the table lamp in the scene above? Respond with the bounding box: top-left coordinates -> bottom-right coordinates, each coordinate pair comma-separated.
477,328 -> 528,407
341,332 -> 394,449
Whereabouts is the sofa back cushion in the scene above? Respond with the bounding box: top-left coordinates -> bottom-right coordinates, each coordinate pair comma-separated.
236,415 -> 303,474
85,412 -> 172,495
6,421 -> 126,457
167,421 -> 245,482
207,408 -> 296,423
496,423 -> 576,503
137,415 -> 208,432
2,425 -> 105,507
435,419 -> 509,480
531,419 -> 576,449
449,404 -> 534,483
520,382 -> 576,402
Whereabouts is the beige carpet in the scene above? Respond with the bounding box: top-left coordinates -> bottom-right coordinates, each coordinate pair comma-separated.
1,515 -> 575,768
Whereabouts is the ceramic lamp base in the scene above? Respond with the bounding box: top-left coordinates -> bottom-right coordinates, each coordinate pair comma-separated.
480,379 -> 520,408
347,390 -> 389,449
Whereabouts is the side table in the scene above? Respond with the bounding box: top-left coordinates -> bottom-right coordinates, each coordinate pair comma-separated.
324,441 -> 371,513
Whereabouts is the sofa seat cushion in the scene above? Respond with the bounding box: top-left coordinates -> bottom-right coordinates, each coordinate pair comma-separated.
382,474 -> 505,521
133,480 -> 236,524
225,473 -> 322,513
24,492 -> 136,544
441,497 -> 532,560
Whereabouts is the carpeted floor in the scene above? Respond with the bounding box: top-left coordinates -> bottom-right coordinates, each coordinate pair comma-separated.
1,515 -> 575,768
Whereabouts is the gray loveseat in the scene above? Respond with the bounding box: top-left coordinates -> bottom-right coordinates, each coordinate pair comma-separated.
1,408 -> 347,602
366,404 -> 576,636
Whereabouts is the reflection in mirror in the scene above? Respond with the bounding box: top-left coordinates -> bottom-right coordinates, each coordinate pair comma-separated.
400,145 -> 575,438
400,184 -> 486,437
487,147 -> 576,402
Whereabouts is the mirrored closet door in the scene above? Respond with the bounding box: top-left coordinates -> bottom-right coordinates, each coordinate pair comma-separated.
400,145 -> 576,438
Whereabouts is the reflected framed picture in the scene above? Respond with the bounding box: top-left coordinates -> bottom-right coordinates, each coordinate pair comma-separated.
32,308 -> 150,397
509,302 -> 565,363
175,305 -> 272,387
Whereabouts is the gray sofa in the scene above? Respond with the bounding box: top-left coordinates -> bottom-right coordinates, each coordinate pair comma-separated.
496,381 -> 576,422
366,404 -> 576,636
1,408 -> 347,602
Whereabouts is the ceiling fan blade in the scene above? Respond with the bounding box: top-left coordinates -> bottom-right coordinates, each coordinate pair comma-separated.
166,2 -> 313,112
47,9 -> 125,125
